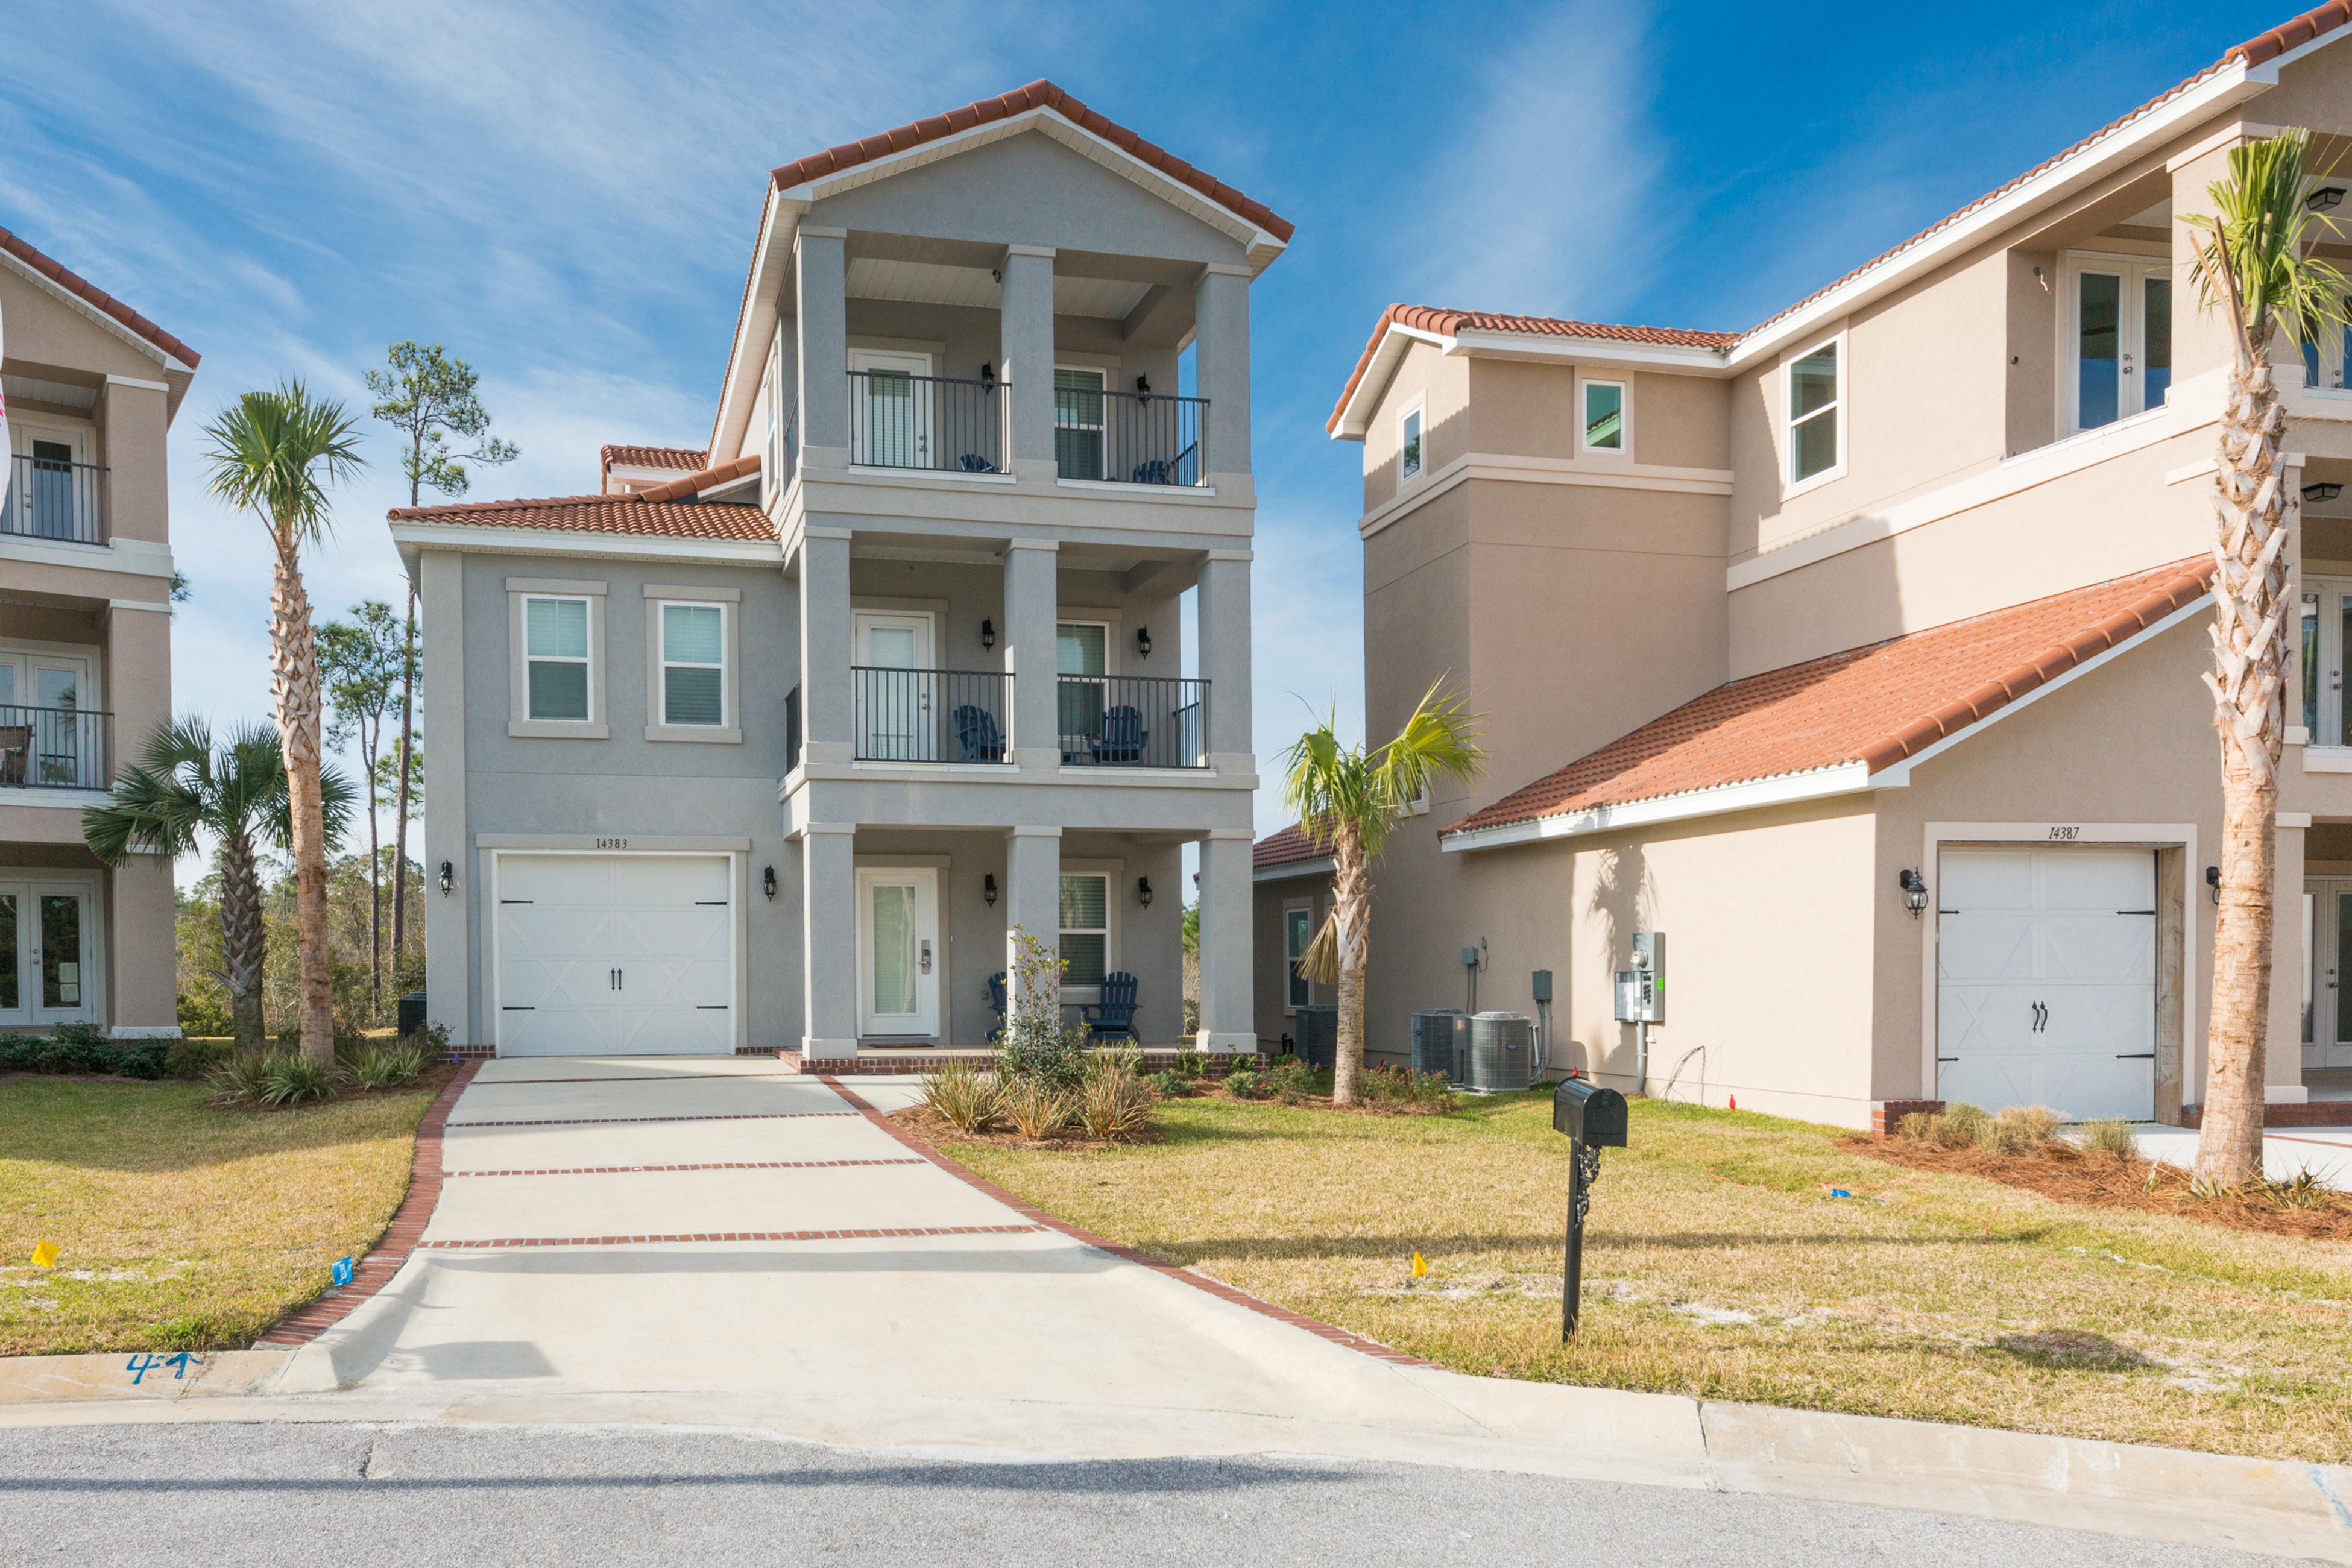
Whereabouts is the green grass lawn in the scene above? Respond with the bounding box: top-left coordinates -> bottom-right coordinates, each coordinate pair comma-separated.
942,1092 -> 2352,1464
0,1075 -> 436,1356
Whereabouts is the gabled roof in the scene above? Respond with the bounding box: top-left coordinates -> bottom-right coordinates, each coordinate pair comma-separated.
601,443 -> 705,473
0,222 -> 199,369
770,80 -> 1293,242
386,491 -> 774,543
1444,559 -> 2215,842
1254,823 -> 1334,872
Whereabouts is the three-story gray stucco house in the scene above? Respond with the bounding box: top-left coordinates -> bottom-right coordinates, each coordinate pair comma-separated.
390,84 -> 1284,1063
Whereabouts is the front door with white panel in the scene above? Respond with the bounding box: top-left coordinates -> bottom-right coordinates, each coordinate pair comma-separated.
2304,883 -> 2352,1071
853,611 -> 936,761
496,854 -> 733,1055
1937,846 -> 2157,1121
857,867 -> 939,1039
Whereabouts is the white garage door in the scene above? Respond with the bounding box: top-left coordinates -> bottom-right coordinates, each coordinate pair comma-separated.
495,854 -> 733,1056
1937,846 -> 2157,1121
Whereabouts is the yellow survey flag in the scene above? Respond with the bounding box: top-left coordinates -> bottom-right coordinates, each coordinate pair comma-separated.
31,1241 -> 59,1269
1410,1251 -> 1428,1279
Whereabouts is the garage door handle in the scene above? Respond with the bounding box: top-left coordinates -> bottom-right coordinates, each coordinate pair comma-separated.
502,1006 -> 535,1011
2114,1052 -> 2155,1060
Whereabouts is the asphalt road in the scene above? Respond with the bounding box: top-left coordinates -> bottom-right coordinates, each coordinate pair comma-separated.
0,1422 -> 2292,1567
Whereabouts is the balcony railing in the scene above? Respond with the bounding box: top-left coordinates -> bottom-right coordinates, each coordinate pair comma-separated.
1055,389 -> 1207,487
0,455 -> 108,546
852,667 -> 1014,763
0,705 -> 111,791
1058,675 -> 1206,768
847,371 -> 1008,475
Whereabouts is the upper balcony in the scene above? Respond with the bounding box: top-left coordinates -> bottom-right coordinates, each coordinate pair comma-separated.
0,452 -> 109,547
841,368 -> 1207,489
0,704 -> 112,794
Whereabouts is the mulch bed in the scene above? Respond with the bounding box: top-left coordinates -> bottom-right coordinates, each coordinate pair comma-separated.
1847,1134 -> 2352,1242
888,1104 -> 1161,1152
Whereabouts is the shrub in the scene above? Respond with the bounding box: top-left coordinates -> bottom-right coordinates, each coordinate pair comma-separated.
1074,1058 -> 1156,1142
204,1051 -> 277,1105
1264,1055 -> 1320,1104
1975,1104 -> 2061,1156
175,990 -> 235,1041
0,1027 -> 167,1080
1143,1069 -> 1182,1097
922,1060 -> 1003,1133
1002,1075 -> 1075,1139
405,1022 -> 454,1060
2081,1119 -> 2138,1159
1171,1047 -> 1207,1081
1362,1065 -> 1456,1112
342,1039 -> 430,1091
166,1036 -> 233,1080
1898,1101 -> 1991,1150
2259,1168 -> 2338,1210
996,931 -> 1089,1091
258,1053 -> 335,1107
1222,1068 -> 1264,1100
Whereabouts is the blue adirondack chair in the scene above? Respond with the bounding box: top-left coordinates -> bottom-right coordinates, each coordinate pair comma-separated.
1129,458 -> 1173,485
986,970 -> 1008,1043
1082,972 -> 1141,1045
1088,704 -> 1147,765
953,704 -> 1004,762
958,452 -> 1000,473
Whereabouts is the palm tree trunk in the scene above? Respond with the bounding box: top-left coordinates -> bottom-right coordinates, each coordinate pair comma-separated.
218,830 -> 267,1052
269,535 -> 337,1068
391,584 -> 415,973
2196,354 -> 2290,1188
1331,825 -> 1370,1105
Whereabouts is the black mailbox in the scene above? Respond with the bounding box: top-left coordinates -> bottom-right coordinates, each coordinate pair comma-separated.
1553,1078 -> 1628,1147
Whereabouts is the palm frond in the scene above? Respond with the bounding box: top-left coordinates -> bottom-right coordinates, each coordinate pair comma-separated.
1297,912 -> 1341,986
1277,679 -> 1485,864
2183,128 -> 2352,366
201,379 -> 365,546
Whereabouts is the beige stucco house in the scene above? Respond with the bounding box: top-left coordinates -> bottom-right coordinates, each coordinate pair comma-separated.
1259,5 -> 2352,1130
0,225 -> 194,1038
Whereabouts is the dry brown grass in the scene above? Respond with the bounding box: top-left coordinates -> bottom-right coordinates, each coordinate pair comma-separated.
0,1074 -> 438,1355
942,1094 -> 2352,1464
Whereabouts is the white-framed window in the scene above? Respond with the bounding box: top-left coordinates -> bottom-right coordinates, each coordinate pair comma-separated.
1785,335 -> 1843,488
1398,399 -> 1425,481
523,596 -> 593,722
1054,367 -> 1108,480
1284,901 -> 1314,1012
658,602 -> 727,726
761,333 -> 786,505
1059,871 -> 1111,987
1580,378 -> 1627,455
2300,576 -> 2352,748
2063,254 -> 2173,432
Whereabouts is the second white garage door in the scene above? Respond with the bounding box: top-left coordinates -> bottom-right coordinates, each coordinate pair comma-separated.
1937,846 -> 2157,1122
495,854 -> 733,1056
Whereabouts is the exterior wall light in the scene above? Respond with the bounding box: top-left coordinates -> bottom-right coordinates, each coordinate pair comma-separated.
1897,867 -> 1929,918
980,617 -> 996,651
980,362 -> 997,388
1137,625 -> 1152,658
2310,186 -> 2347,213
2305,482 -> 2344,503
1135,373 -> 1151,397
763,866 -> 777,900
438,860 -> 454,895
1137,875 -> 1153,907
983,873 -> 998,907
2207,864 -> 2222,904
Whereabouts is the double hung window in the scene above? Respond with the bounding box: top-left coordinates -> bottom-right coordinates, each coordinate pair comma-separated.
524,597 -> 592,722
1059,872 -> 1110,987
658,603 -> 726,727
1786,339 -> 1841,485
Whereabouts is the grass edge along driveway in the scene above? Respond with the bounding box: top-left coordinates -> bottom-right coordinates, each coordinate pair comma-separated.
0,1075 -> 435,1356
943,1093 -> 2352,1466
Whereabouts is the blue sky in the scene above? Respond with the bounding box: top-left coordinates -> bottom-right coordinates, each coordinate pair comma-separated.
0,0 -> 2286,859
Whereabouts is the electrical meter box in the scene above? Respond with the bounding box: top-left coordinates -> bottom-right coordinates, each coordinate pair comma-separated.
1614,932 -> 1663,1023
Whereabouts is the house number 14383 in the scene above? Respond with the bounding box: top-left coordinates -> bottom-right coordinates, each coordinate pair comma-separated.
596,837 -> 629,849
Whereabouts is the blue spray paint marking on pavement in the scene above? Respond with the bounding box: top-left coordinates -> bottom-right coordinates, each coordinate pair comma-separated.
124,1355 -> 161,1385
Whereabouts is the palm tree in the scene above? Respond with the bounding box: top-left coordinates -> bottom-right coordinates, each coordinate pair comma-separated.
82,717 -> 356,1050
1281,682 -> 1483,1104
201,382 -> 365,1068
2183,129 -> 2350,1187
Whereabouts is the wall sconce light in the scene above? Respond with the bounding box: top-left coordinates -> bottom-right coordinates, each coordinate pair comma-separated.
1137,625 -> 1153,658
2306,482 -> 2344,503
980,617 -> 996,651
980,362 -> 997,389
763,865 -> 777,900
1897,867 -> 1929,918
438,860 -> 454,896
2207,864 -> 2222,904
983,873 -> 998,908
2032,264 -> 2050,294
1137,876 -> 1153,908
2310,186 -> 2347,213
1135,373 -> 1151,397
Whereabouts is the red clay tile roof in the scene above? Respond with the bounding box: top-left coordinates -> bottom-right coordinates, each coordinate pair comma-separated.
636,453 -> 759,503
1445,559 -> 2216,839
0,223 -> 199,368
769,80 -> 1294,242
387,492 -> 775,543
1254,823 -> 1334,871
601,444 -> 706,473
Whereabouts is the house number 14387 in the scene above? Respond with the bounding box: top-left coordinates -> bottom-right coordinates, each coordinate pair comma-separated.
2046,825 -> 2080,841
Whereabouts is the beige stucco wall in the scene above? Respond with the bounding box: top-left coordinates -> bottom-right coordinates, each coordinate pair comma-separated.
1361,338 -> 1471,515
1252,871 -> 1332,1047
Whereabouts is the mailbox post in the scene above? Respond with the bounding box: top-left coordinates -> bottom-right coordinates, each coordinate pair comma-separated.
1551,1077 -> 1629,1340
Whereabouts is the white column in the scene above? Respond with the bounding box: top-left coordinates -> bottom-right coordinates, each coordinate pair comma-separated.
796,226 -> 849,467
802,822 -> 858,1059
1196,550 -> 1252,764
1006,538 -> 1059,768
798,527 -> 854,766
1195,829 -> 1256,1054
1191,263 -> 1252,483
1000,245 -> 1056,482
1004,827 -> 1062,1006
419,549 -> 474,1045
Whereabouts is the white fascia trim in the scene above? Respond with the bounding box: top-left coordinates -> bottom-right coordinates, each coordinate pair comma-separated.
1448,329 -> 1729,374
710,187 -> 789,464
386,521 -> 782,566
1255,856 -> 1334,883
1442,763 -> 1874,853
1329,324 -> 1452,439
0,250 -> 191,374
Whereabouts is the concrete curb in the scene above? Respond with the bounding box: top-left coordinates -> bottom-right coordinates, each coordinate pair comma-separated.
0,1351 -> 292,1405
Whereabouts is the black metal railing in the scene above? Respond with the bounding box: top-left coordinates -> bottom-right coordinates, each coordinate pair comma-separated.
1054,389 -> 1207,486
847,371 -> 1008,475
0,455 -> 109,545
783,682 -> 802,770
1057,676 -> 1206,768
852,667 -> 1014,763
0,705 -> 111,790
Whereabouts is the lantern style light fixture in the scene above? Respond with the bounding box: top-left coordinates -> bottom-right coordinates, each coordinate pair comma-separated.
438,859 -> 455,895
1137,876 -> 1153,908
1137,625 -> 1153,658
983,873 -> 998,907
1135,373 -> 1151,397
2306,482 -> 2344,504
2207,864 -> 2222,904
980,617 -> 996,651
980,361 -> 997,388
763,865 -> 778,900
1897,867 -> 1929,918
2309,185 -> 2347,213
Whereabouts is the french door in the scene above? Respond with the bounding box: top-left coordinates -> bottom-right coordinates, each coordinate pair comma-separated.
0,881 -> 95,1027
853,611 -> 937,761
857,867 -> 939,1039
2067,256 -> 2172,433
2304,883 -> 2352,1071
2301,578 -> 2352,747
0,651 -> 98,789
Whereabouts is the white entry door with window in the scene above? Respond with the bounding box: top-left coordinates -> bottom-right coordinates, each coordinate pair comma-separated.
494,854 -> 733,1055
2304,881 -> 2352,1071
1937,846 -> 2158,1121
857,867 -> 940,1038
853,610 -> 937,761
848,349 -> 935,468
2066,256 -> 2173,433
0,880 -> 95,1027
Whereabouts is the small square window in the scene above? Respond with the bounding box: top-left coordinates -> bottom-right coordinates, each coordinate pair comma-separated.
1581,380 -> 1625,453
524,597 -> 591,722
1399,405 -> 1423,480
